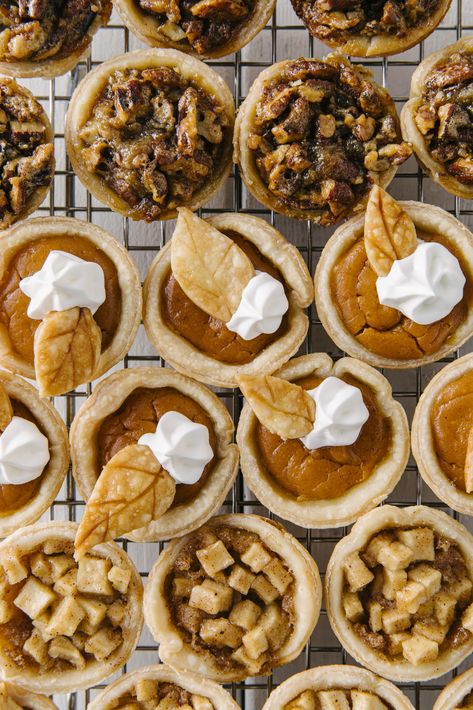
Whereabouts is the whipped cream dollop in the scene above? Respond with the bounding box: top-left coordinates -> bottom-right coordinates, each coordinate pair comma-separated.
300,377 -> 369,451
19,250 -> 106,320
226,271 -> 289,341
138,411 -> 213,485
376,241 -> 466,326
0,416 -> 50,485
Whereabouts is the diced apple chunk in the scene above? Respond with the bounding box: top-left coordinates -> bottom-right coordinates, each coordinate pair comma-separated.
199,618 -> 243,649
241,543 -> 272,573
413,620 -> 448,644
242,625 -> 268,659
363,533 -> 393,568
0,600 -> 13,624
434,591 -> 457,627
408,564 -> 441,599
84,627 -> 122,661
286,690 -> 318,710
251,574 -> 279,604
108,599 -> 126,627
30,552 -> 53,585
232,645 -> 265,675
49,636 -> 85,669
318,690 -> 350,710
53,568 -> 78,596
450,576 -> 473,604
23,628 -> 50,665
172,577 -> 194,599
196,541 -> 234,577
32,612 -> 54,642
136,678 -> 157,701
108,566 -> 131,594
49,555 -> 75,582
43,540 -> 68,555
227,564 -> 255,595
398,528 -> 434,562
351,690 -> 388,710
368,600 -> 382,632
462,602 -> 473,632
344,553 -> 374,592
381,608 -> 411,635
77,557 -> 113,596
191,696 -> 213,710
46,597 -> 85,637
229,599 -> 261,631
77,596 -> 108,627
342,591 -> 364,622
263,558 -> 292,594
14,577 -> 56,619
387,631 -> 411,656
402,635 -> 438,665
189,579 -> 233,615
257,603 -> 289,652
377,542 -> 413,571
382,569 -> 407,601
2,556 -> 28,584
396,581 -> 427,614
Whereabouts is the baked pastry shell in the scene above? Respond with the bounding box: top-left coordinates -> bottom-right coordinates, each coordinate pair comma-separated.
144,513 -> 322,682
65,48 -> 235,221
1,682 -> 58,710
237,353 -> 409,529
0,520 -> 143,694
433,665 -> 473,710
0,371 -> 69,539
325,504 -> 473,682
0,216 -> 142,382
70,367 -> 239,542
401,36 -> 473,199
315,200 -> 473,368
143,213 -> 313,388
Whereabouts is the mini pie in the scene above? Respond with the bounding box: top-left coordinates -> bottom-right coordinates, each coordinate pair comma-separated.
433,666 -> 473,710
114,0 -> 275,59
326,504 -> 473,682
143,209 -> 313,388
0,521 -> 143,694
0,1 -> 112,79
0,682 -> 58,710
234,55 -> 412,224
401,37 -> 473,199
315,189 -> 473,368
261,664 -> 415,710
290,0 -> 452,58
144,513 -> 322,681
65,48 -> 235,222
0,216 -> 141,396
87,663 -> 240,710
237,353 -> 409,529
0,371 -> 69,539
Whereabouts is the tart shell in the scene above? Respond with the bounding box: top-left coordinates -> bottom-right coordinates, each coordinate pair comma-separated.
1,682 -> 58,709
433,665 -> 473,710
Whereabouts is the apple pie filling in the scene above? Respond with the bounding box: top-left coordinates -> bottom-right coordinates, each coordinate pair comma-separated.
104,679 -> 215,709
455,691 -> 473,710
284,688 -> 391,710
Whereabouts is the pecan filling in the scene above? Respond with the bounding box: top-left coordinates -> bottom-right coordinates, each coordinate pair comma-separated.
165,524 -> 295,676
0,0 -> 111,63
414,52 -> 473,185
110,681 -> 215,709
248,58 -> 411,223
78,67 -> 229,220
284,688 -> 392,710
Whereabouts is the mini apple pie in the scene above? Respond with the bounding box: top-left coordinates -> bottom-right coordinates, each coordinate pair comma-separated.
237,353 -> 409,529
315,186 -> 473,368
65,48 -> 235,221
143,209 -> 313,388
234,55 -> 412,224
433,666 -> 473,710
0,216 -> 141,396
401,37 -> 473,199
144,513 -> 321,681
0,682 -> 58,710
0,521 -> 143,694
326,505 -> 473,682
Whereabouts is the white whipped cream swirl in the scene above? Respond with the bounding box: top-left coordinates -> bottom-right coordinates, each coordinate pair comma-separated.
300,377 -> 369,451
376,241 -> 466,326
19,250 -> 106,320
0,416 -> 50,485
226,271 -> 289,341
138,411 -> 213,485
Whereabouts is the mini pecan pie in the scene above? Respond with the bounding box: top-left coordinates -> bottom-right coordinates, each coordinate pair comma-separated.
237,353 -> 409,529
434,666 -> 473,710
143,209 -> 313,388
0,1 -> 111,79
326,505 -> 473,681
290,1 -> 452,58
402,37 -> 473,199
234,55 -> 412,224
0,682 -> 58,710
0,521 -> 143,694
114,0 -> 275,59
66,48 -> 235,222
144,514 -> 321,681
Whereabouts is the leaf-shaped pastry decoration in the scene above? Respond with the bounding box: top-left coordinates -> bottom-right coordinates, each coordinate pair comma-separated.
364,186 -> 417,276
34,307 -> 101,397
0,383 -> 13,432
171,207 -> 255,322
464,424 -> 473,494
75,444 -> 176,558
238,373 -> 315,440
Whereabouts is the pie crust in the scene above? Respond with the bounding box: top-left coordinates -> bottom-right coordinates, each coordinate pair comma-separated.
0,520 -> 143,694
65,48 -> 235,221
143,213 -> 313,388
0,682 -> 58,710
325,505 -> 473,682
237,353 -> 409,529
401,37 -> 473,199
0,216 -> 142,384
0,371 -> 69,539
433,665 -> 473,710
315,201 -> 473,369
87,663 -> 240,709
70,367 -> 239,543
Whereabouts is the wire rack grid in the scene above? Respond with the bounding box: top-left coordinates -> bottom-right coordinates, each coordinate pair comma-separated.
13,1 -> 473,708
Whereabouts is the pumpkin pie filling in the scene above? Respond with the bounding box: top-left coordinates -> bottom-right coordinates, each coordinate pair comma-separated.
104,680 -> 216,709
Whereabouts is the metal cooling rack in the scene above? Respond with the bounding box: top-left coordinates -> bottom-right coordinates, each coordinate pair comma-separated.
16,1 -> 473,708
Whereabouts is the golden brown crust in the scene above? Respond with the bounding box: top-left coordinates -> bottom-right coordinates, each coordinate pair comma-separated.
1,682 -> 58,710
433,666 -> 473,710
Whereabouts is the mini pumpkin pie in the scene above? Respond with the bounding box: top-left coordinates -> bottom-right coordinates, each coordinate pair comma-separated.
0,372 -> 69,539
237,353 -> 409,529
0,1 -> 112,79
234,55 -> 412,224
261,664 -> 415,710
0,216 -> 141,396
326,505 -> 473,682
433,666 -> 473,710
315,186 -> 473,368
143,208 -> 313,388
144,513 -> 322,681
401,37 -> 473,199
0,521 -> 143,694
114,0 -> 275,59
290,0 -> 452,59
0,682 -> 57,710
65,48 -> 235,222
70,366 -> 239,549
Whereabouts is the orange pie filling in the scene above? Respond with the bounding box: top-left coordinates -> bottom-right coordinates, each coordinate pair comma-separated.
102,680 -> 216,709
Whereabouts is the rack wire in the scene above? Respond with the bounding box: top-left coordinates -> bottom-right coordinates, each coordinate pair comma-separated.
16,1 -> 473,708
